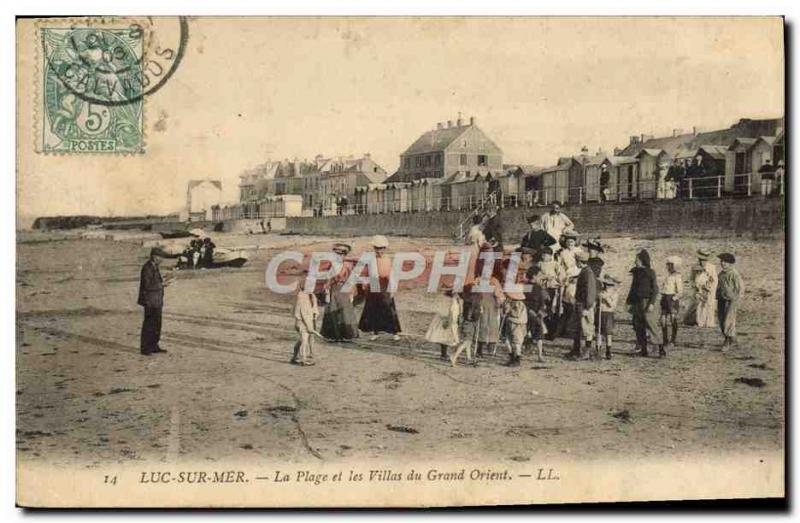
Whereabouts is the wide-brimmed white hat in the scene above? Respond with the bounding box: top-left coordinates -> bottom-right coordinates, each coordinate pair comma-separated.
666,255 -> 682,267
371,235 -> 389,249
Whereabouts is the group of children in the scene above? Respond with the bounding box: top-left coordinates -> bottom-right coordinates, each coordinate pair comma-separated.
289,225 -> 745,367
423,235 -> 623,367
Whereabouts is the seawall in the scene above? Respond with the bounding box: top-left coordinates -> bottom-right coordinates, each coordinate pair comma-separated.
283,198 -> 785,240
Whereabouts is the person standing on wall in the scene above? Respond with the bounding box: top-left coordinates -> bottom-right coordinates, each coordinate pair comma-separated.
540,202 -> 574,248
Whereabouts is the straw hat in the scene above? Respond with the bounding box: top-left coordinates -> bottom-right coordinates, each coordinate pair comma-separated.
371,235 -> 389,249
332,242 -> 351,255
562,230 -> 579,240
718,252 -> 736,264
601,274 -> 620,286
666,255 -> 682,267
583,238 -> 604,253
574,250 -> 590,263
697,249 -> 711,260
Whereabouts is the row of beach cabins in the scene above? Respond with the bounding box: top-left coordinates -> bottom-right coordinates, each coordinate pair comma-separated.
211,118 -> 784,221
347,137 -> 784,215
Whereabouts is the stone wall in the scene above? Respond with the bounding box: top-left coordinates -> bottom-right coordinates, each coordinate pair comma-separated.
283,197 -> 784,240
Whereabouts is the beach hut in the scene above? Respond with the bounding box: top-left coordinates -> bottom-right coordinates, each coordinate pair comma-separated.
636,148 -> 670,199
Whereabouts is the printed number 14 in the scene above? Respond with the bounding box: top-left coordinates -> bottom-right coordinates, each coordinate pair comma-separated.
104,475 -> 117,485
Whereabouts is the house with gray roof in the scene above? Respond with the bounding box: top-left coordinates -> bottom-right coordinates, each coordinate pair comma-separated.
386,115 -> 503,184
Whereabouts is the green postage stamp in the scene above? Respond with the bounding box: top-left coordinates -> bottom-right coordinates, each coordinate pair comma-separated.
39,22 -> 146,154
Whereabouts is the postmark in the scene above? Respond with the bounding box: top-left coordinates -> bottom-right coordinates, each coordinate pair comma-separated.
37,17 -> 189,154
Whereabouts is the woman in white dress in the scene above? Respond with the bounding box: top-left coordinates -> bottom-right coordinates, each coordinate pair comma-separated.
684,249 -> 718,328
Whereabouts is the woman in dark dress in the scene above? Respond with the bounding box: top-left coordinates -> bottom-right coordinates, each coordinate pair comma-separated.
626,249 -> 664,357
358,235 -> 402,341
320,243 -> 359,342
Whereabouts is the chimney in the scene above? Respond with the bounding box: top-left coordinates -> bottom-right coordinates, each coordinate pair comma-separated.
469,116 -> 475,126
364,153 -> 371,159
456,112 -> 463,126
692,126 -> 698,136
447,120 -> 453,128
629,136 -> 641,145
436,122 -> 443,130
581,145 -> 589,153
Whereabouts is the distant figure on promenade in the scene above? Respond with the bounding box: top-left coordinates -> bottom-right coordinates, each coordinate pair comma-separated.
358,235 -> 402,341
758,159 -> 776,196
684,249 -> 718,329
665,158 -> 685,199
716,253 -> 744,352
320,243 -> 359,342
775,160 -> 785,196
540,202 -> 574,245
599,166 -> 610,202
137,248 -> 171,356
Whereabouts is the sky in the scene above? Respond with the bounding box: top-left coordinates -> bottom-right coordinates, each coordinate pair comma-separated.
17,17 -> 784,224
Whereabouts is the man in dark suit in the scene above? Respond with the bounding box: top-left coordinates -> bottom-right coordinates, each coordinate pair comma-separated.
568,251 -> 598,360
138,248 -> 170,355
520,214 -> 555,256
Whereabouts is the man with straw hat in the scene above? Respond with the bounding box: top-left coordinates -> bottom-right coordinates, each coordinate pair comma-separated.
659,255 -> 684,355
358,235 -> 402,341
716,253 -> 744,352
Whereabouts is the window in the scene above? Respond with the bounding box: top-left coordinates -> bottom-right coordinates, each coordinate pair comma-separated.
478,155 -> 487,166
434,154 -> 441,166
460,154 -> 467,166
